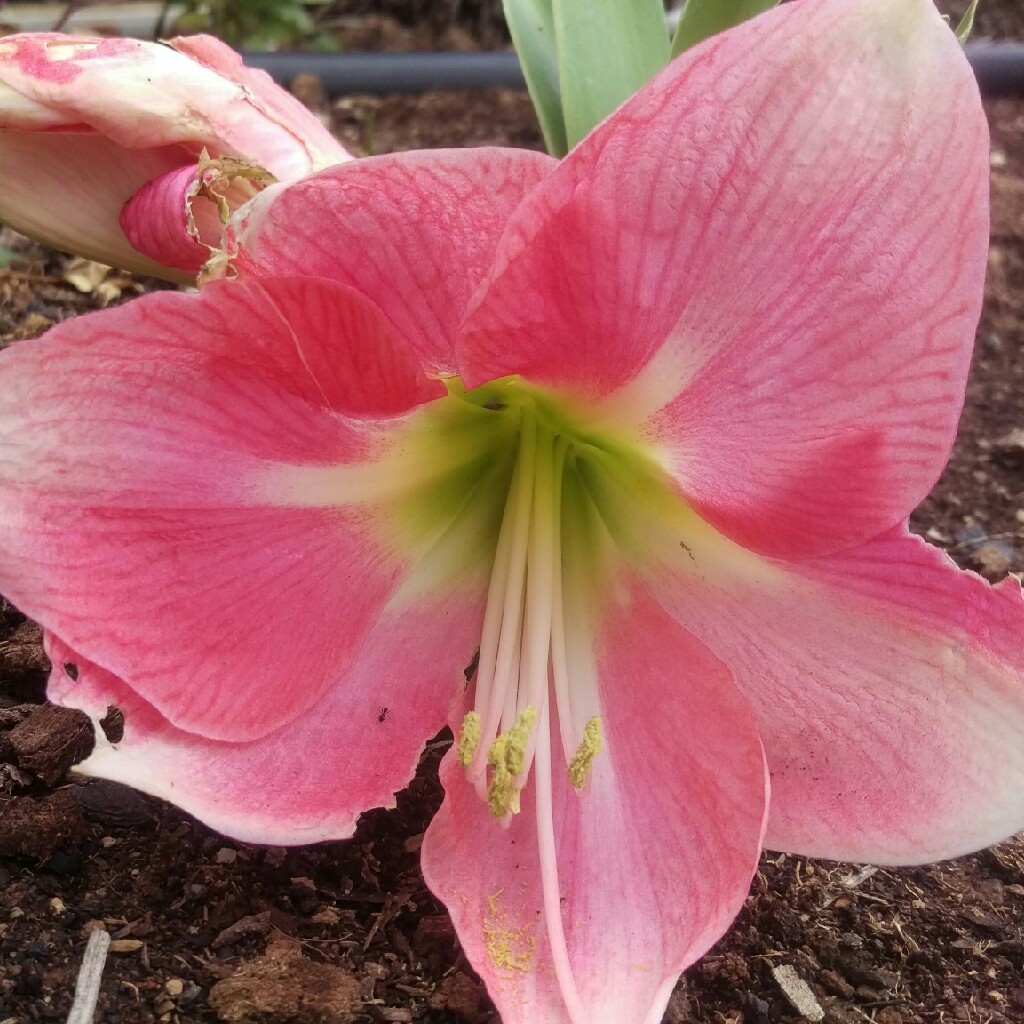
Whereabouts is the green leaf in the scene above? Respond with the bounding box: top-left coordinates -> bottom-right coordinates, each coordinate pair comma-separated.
670,0 -> 779,59
0,246 -> 20,268
553,0 -> 669,150
503,0 -> 568,157
955,0 -> 980,44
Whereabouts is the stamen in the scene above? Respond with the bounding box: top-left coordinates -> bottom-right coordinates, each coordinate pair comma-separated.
515,429 -> 557,784
486,707 -> 537,819
548,440 -> 577,766
567,717 -> 603,789
498,596 -> 525,737
463,399 -> 607,819
457,711 -> 481,767
471,411 -> 538,781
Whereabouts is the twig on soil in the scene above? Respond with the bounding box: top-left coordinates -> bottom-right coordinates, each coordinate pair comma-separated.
66,928 -> 111,1024
0,270 -> 56,285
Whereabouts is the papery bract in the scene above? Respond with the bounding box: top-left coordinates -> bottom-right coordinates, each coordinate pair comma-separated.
0,32 -> 350,280
0,2 -> 1022,1023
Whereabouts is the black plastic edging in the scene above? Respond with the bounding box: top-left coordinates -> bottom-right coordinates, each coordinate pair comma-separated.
241,44 -> 1024,99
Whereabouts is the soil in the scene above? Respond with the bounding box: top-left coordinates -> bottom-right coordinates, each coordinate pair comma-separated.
4,4 -> 1024,1024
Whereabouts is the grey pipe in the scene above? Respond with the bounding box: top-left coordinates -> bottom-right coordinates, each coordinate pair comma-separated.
968,43 -> 1024,97
242,50 -> 526,95
243,43 -> 1024,99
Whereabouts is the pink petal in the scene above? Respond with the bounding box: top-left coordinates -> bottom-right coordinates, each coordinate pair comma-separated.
227,148 -> 556,375
633,506 -> 1024,865
46,571 -> 485,844
0,276 -> 441,744
457,0 -> 988,558
422,574 -> 767,1024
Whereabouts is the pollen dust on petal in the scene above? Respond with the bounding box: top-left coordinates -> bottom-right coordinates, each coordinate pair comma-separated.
483,889 -> 536,975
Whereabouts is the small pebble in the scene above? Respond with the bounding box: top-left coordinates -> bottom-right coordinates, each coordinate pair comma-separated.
214,847 -> 237,865
177,981 -> 203,1006
772,964 -> 824,1022
970,540 -> 1017,575
165,978 -> 184,997
108,939 -> 144,954
289,876 -> 317,899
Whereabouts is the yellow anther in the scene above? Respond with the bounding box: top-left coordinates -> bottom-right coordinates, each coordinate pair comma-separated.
568,717 -> 603,789
485,707 -> 537,819
457,711 -> 481,767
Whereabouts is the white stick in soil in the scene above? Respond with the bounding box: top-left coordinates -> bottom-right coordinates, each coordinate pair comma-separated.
66,929 -> 112,1024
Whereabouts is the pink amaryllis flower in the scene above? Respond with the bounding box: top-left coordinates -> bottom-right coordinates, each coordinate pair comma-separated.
1,0 -> 1022,1020
0,32 -> 350,280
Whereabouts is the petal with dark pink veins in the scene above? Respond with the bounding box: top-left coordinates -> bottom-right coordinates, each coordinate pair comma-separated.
458,0 -> 988,559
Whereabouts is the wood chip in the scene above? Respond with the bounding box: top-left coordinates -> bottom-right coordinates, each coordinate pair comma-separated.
772,965 -> 824,1022
8,705 -> 93,786
67,928 -> 111,1024
841,866 -> 878,889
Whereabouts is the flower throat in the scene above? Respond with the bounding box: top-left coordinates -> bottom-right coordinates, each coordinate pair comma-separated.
450,384 -> 605,823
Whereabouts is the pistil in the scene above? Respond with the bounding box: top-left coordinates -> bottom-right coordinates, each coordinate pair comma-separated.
448,384 -> 625,1019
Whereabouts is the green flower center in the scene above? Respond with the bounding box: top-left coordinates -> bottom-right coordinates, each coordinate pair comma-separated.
405,376 -> 665,820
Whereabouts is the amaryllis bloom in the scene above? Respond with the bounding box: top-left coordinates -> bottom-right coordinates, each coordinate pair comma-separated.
0,32 -> 350,280
0,1 -> 1022,1021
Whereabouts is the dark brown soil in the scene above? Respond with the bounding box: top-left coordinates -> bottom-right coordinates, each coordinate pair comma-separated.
3,7 -> 1024,1024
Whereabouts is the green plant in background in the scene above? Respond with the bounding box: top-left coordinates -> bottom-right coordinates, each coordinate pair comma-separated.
955,0 -> 980,41
669,0 -> 779,56
167,0 -> 339,51
504,0 -> 782,157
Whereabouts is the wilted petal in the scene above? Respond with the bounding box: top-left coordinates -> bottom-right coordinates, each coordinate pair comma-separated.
0,33 -> 349,276
423,563 -> 766,1024
0,133 -> 194,279
458,0 -> 988,559
0,33 -> 345,172
121,158 -> 275,275
165,34 -> 345,176
118,163 -> 211,274
0,277 -> 442,744
228,148 -> 556,375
